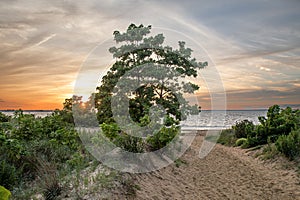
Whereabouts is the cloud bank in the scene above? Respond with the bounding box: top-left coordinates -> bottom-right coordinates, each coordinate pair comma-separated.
0,0 -> 299,109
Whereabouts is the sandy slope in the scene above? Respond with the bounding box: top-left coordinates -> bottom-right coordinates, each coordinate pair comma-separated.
133,134 -> 300,200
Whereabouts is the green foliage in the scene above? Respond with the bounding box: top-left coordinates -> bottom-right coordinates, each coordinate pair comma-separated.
226,105 -> 300,148
0,122 -> 12,135
100,122 -> 145,153
235,138 -> 247,147
260,142 -> 278,160
66,152 -> 87,170
217,129 -> 237,146
63,98 -> 73,112
100,122 -> 179,152
275,129 -> 300,160
0,137 -> 27,163
0,103 -> 136,199
242,136 -> 260,148
0,160 -> 19,190
146,126 -> 179,151
233,120 -> 255,138
48,128 -> 80,151
41,110 -> 75,135
101,123 -> 121,140
218,105 -> 300,162
95,23 -> 205,125
255,105 -> 299,144
28,139 -> 73,165
0,112 -> 10,122
11,110 -> 41,140
0,108 -> 86,198
0,185 -> 11,200
115,134 -> 145,153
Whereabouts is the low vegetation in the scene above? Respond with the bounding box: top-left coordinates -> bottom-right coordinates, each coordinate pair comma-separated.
0,107 -> 137,199
218,105 -> 300,162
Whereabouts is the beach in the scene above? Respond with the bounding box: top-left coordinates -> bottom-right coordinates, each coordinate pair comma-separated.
131,132 -> 300,200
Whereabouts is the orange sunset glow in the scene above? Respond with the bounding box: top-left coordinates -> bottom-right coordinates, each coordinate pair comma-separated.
0,1 -> 299,111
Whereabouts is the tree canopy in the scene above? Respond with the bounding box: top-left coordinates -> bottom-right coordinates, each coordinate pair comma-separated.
95,23 -> 207,128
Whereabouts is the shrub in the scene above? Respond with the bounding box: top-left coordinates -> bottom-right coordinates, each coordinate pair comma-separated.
256,106 -> 300,144
0,112 -> 10,123
28,139 -> 73,165
233,120 -> 255,138
101,123 -> 120,141
11,112 -> 41,140
66,152 -> 87,170
242,136 -> 261,148
0,160 -> 19,190
100,123 -> 145,152
48,128 -> 80,151
235,138 -> 247,147
40,111 -> 74,136
0,122 -> 12,134
0,137 -> 27,166
275,129 -> 300,160
146,125 -> 179,151
115,134 -> 145,153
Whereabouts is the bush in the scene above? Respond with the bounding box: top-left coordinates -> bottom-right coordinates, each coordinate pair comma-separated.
0,137 -> 28,166
28,139 -> 73,165
0,108 -> 86,197
242,136 -> 261,148
0,160 -> 19,190
235,138 -> 247,147
100,122 -> 145,152
275,129 -> 300,160
115,134 -> 145,153
146,126 -> 179,151
48,128 -> 80,151
233,120 -> 255,138
0,112 -> 10,123
11,112 -> 41,140
256,106 -> 300,144
101,123 -> 120,141
101,123 -> 180,152
40,111 -> 74,136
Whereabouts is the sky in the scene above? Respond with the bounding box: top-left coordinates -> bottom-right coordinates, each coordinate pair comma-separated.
0,0 -> 299,110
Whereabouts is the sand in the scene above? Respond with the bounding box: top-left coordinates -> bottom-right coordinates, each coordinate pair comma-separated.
132,133 -> 300,200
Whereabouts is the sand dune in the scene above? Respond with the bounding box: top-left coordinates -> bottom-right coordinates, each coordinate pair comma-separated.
132,134 -> 300,200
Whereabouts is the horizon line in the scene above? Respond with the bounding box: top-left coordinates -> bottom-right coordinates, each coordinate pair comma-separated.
0,109 -> 269,112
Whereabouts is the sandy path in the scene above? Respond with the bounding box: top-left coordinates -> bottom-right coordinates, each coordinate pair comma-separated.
133,134 -> 300,200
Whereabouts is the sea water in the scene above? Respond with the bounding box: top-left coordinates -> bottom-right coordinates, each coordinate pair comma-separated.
2,110 -> 267,130
181,110 -> 267,130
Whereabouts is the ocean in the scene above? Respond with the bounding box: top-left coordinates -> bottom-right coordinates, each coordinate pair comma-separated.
181,110 -> 267,130
1,110 -> 53,118
1,110 -> 267,130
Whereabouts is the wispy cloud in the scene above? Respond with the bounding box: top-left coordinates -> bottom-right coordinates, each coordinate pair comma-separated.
259,66 -> 271,72
0,0 -> 299,109
32,33 -> 56,47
